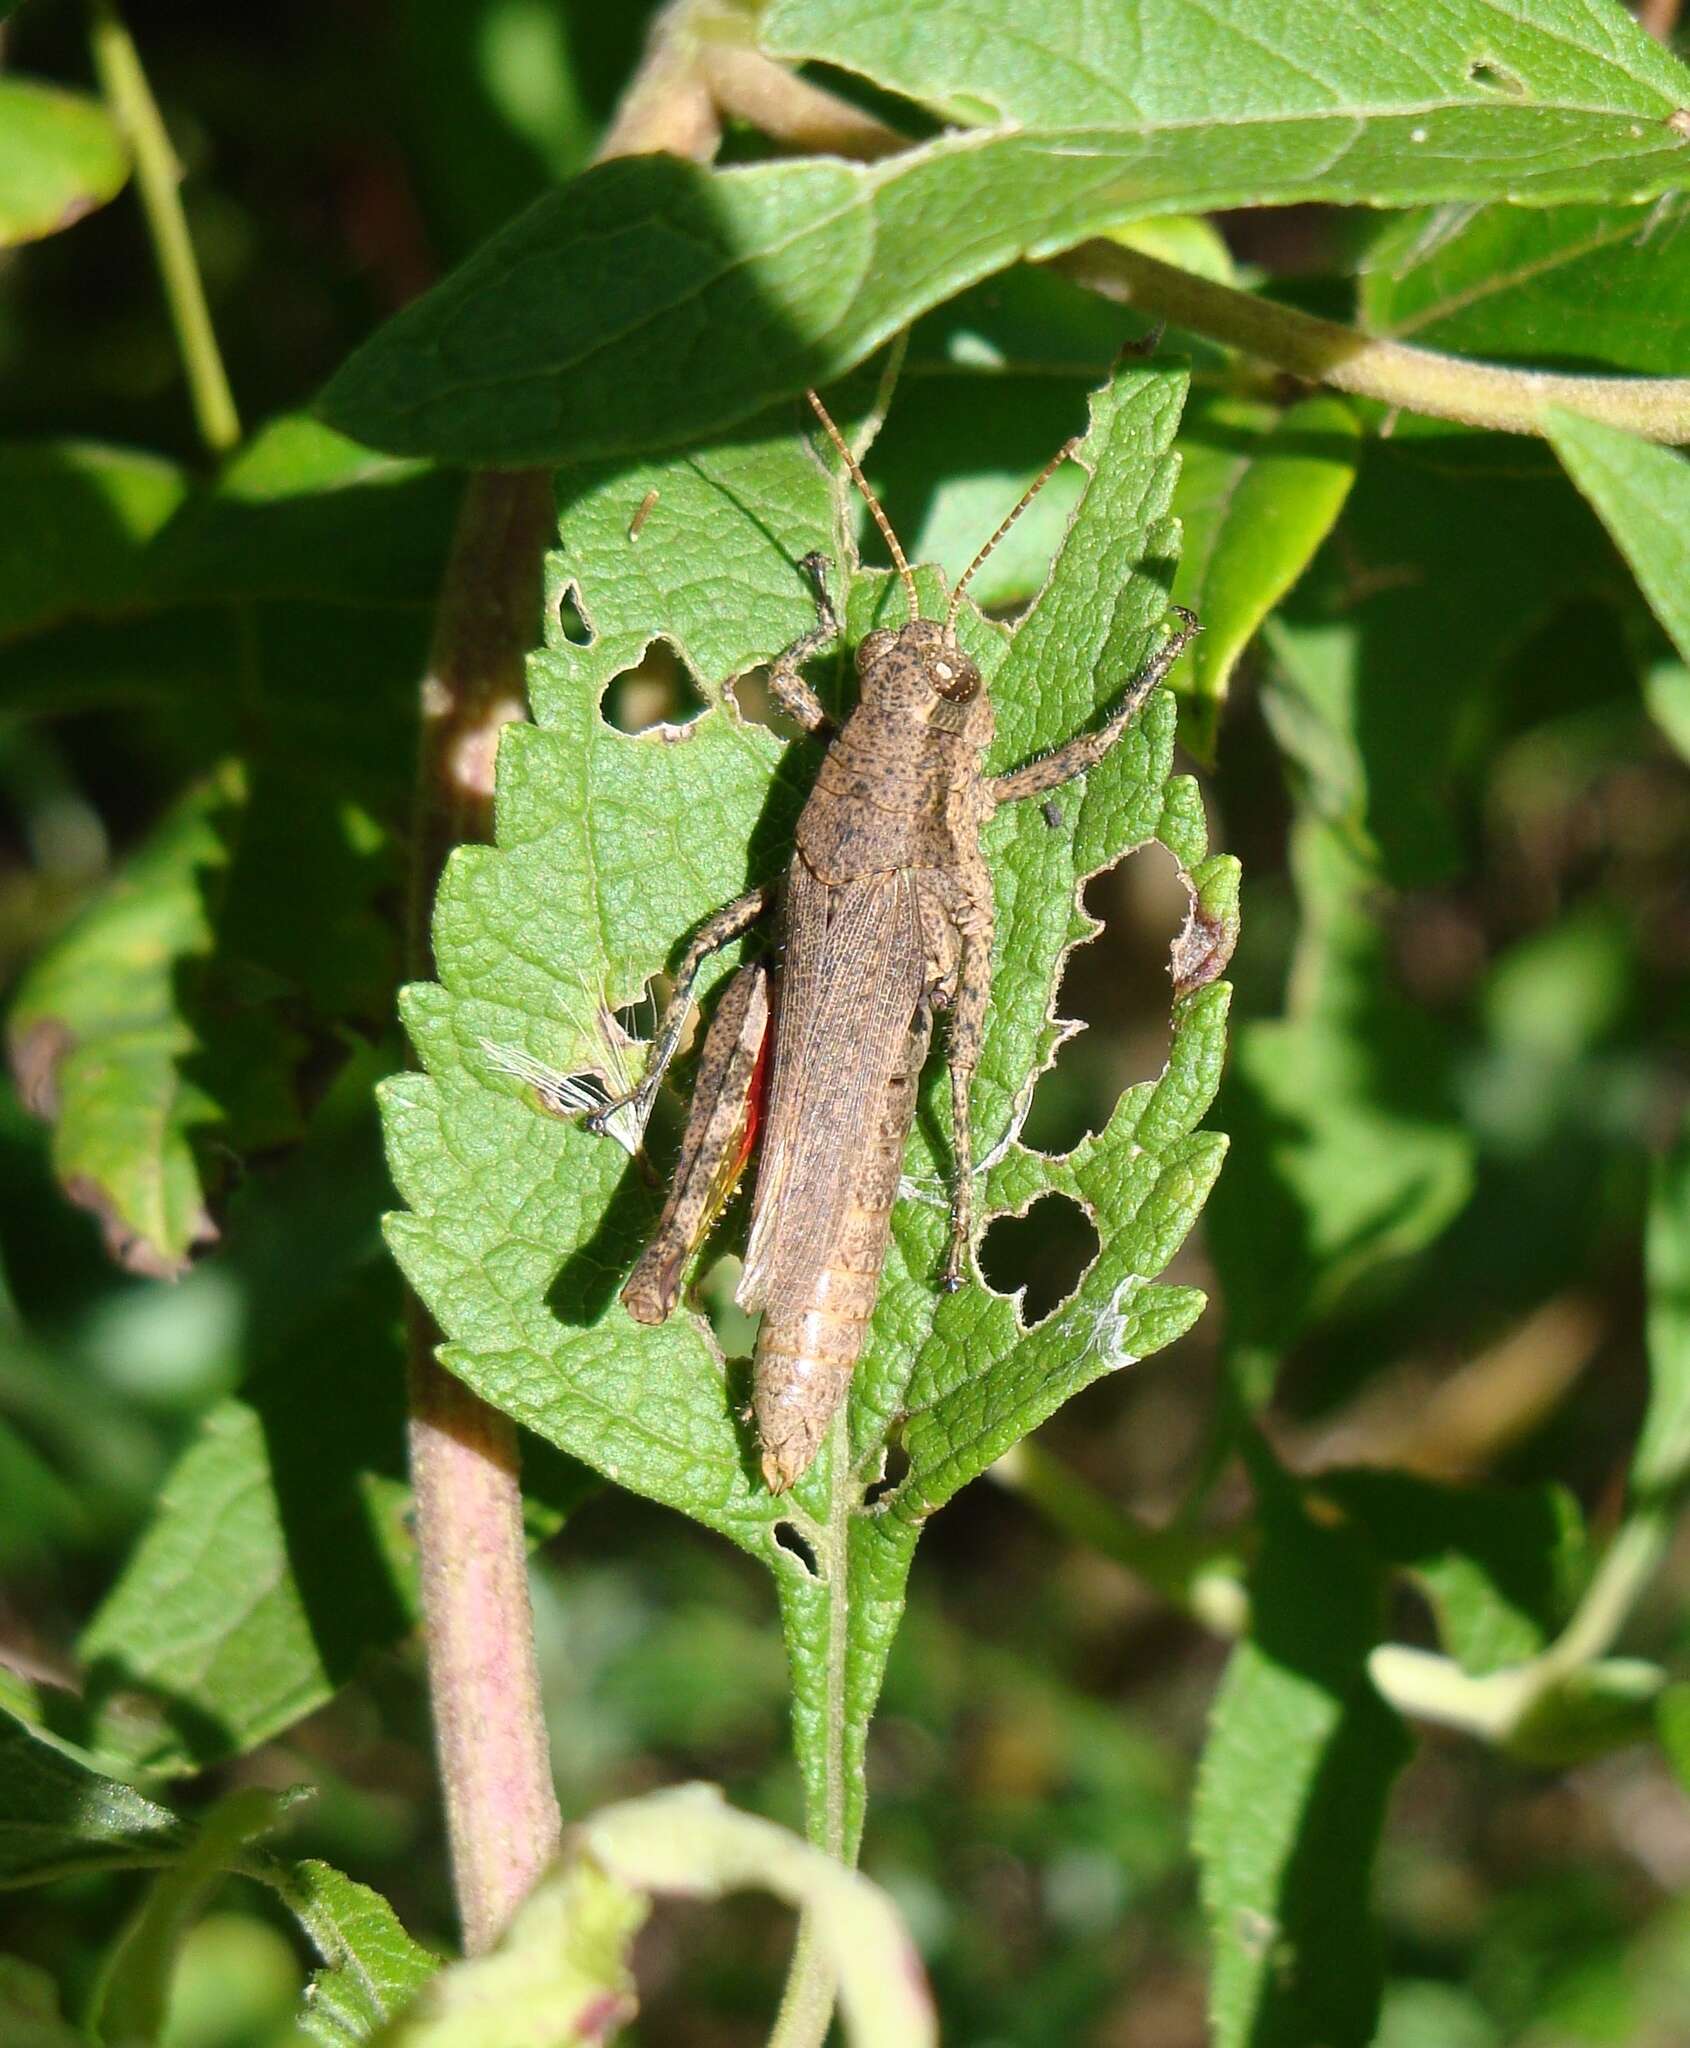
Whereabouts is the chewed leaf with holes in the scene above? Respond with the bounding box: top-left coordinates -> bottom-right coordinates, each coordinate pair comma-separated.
382,359 -> 1232,1853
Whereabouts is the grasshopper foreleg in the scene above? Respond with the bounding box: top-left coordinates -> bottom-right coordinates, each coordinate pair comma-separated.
586,883 -> 772,1138
764,552 -> 840,734
622,962 -> 771,1324
988,606 -> 1200,805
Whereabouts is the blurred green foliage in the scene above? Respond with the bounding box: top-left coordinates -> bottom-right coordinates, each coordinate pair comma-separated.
0,1 -> 1688,2044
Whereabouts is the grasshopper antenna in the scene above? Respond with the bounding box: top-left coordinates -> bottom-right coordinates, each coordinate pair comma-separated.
946,436 -> 1080,633
805,388 -> 920,625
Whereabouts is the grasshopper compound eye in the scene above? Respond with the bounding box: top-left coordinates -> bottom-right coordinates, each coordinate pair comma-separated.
928,651 -> 980,703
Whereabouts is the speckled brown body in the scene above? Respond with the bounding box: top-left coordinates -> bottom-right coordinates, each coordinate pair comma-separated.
587,393 -> 1199,1495
740,621 -> 996,1488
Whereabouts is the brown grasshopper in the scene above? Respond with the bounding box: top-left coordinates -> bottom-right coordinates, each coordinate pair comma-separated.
587,391 -> 1196,1492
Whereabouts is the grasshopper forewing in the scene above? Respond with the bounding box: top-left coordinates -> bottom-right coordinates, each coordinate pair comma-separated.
589,390 -> 1198,1492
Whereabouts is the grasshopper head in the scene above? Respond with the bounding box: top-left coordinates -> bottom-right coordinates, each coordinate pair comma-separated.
857,617 -> 981,718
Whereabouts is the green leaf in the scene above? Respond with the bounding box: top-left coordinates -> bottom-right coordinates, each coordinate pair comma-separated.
9,772 -> 236,1279
1363,195 -> 1690,377
146,415 -> 457,610
1318,1469 -> 1585,1673
320,0 -> 1690,465
384,357 -> 1229,1855
0,442 -> 187,643
0,1959 -> 86,2048
764,0 -> 1690,144
0,1705 -> 184,1888
1262,431 -> 1617,883
77,1386 -> 403,1774
1170,391 -> 1361,758
76,1056 -> 416,1777
90,1786 -> 302,2048
1206,823 -> 1473,1393
0,417 -> 452,662
863,375 -> 1092,618
1194,1456 -> 1412,2048
1506,1659 -> 1666,1764
1633,1120 -> 1690,1502
1545,411 -> 1690,671
3,421 -> 450,1268
0,78 -> 128,248
281,1860 -> 439,2048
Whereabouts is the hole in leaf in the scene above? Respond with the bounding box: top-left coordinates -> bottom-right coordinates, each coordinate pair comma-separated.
979,1193 -> 1100,1324
696,1253 -> 757,1358
602,641 -> 707,734
611,987 -> 657,1047
1466,58 -> 1524,94
774,1521 -> 819,1575
1020,843 -> 1189,1154
863,1439 -> 910,1508
729,666 -> 781,733
556,581 -> 594,646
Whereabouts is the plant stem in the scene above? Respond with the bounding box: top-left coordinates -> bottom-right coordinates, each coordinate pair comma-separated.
1368,1495 -> 1674,1743
402,0 -> 741,1958
768,1405 -> 852,2048
1056,241 -> 1690,447
768,1915 -> 836,2048
87,0 -> 239,456
1537,1504 -> 1671,1679
406,470 -> 559,1956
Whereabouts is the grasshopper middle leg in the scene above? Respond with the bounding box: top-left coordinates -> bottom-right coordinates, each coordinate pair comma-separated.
586,883 -> 771,1138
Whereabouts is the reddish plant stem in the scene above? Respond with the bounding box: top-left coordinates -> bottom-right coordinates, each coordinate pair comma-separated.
406,469 -> 557,1957
401,1 -> 739,1956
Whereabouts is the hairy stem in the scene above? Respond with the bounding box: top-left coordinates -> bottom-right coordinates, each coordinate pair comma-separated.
768,1408 -> 852,2048
1057,241 -> 1690,447
406,470 -> 558,1956
87,0 -> 239,455
404,0 -> 743,1957
768,1914 -> 835,2048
